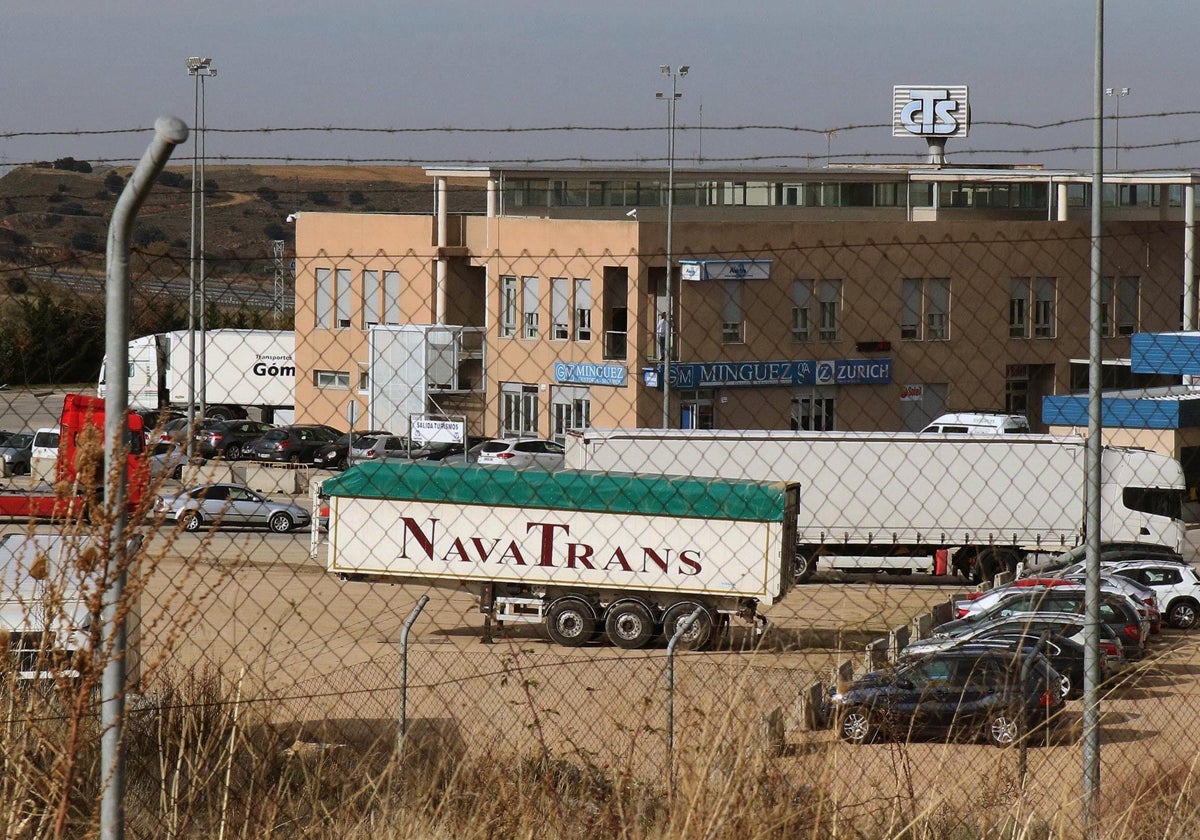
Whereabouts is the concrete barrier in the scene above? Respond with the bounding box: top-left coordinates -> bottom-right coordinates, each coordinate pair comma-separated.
910,612 -> 932,642
888,624 -> 911,661
245,463 -> 311,495
30,456 -> 55,485
180,462 -> 241,487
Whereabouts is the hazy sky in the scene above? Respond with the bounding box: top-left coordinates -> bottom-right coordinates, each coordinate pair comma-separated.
4,1 -> 1198,173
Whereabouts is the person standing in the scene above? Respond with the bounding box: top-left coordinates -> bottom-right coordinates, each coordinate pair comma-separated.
656,312 -> 668,360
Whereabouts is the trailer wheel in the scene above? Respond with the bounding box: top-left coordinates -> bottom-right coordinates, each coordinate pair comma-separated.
545,598 -> 596,647
662,602 -> 714,650
605,600 -> 655,649
793,549 -> 817,584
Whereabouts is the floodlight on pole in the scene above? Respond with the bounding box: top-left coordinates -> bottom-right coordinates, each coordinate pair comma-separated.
656,64 -> 688,429
1104,86 -> 1130,170
187,56 -> 215,425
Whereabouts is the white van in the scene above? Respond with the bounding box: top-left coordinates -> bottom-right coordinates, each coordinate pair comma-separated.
30,427 -> 60,483
919,412 -> 1030,435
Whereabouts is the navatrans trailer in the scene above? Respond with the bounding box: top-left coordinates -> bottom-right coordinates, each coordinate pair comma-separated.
565,429 -> 1185,583
321,461 -> 799,649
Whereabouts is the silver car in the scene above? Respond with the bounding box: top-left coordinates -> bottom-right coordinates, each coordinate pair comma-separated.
154,482 -> 311,533
0,432 -> 34,477
476,438 -> 565,470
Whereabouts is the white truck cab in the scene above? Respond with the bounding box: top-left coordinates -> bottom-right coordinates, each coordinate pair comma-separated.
920,412 -> 1030,435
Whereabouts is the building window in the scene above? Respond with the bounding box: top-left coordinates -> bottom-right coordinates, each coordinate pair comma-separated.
1033,276 -> 1057,338
362,270 -> 381,329
818,279 -> 841,341
315,267 -> 333,329
792,393 -> 835,431
500,275 -> 518,337
314,369 -> 350,389
551,277 -> 569,340
357,363 -> 370,393
574,278 -> 592,341
335,268 -> 351,328
383,270 -> 401,324
1010,276 -> 1056,339
522,276 -> 540,339
1009,277 -> 1029,339
791,279 -> 812,341
721,280 -> 744,344
501,383 -> 539,437
551,386 -> 590,444
1117,275 -> 1139,336
900,277 -> 950,341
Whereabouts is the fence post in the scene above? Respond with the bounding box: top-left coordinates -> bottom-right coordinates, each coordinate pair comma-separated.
102,115 -> 188,840
666,606 -> 703,803
396,595 -> 430,755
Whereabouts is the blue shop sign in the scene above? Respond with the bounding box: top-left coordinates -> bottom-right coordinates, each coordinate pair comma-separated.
554,361 -> 628,387
655,358 -> 892,389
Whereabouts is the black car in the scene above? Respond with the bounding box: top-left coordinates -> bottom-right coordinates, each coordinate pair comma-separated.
953,632 -> 1090,699
246,424 -> 342,464
194,420 -> 276,460
415,436 -> 491,461
313,430 -> 394,471
831,646 -> 1065,746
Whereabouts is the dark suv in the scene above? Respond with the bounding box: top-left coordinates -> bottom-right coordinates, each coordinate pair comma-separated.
831,646 -> 1065,746
246,424 -> 341,464
195,420 -> 276,460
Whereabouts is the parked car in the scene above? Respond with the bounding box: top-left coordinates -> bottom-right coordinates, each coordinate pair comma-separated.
830,646 -> 1065,746
948,632 -> 1091,700
1103,559 -> 1200,629
919,412 -> 1030,435
194,420 -> 276,460
313,430 -> 393,471
31,427 -> 60,464
147,446 -> 204,482
417,436 -> 491,462
0,432 -> 34,477
435,439 -> 491,465
476,438 -> 566,470
347,433 -> 417,466
245,425 -> 341,464
154,482 -> 311,532
1022,542 -> 1183,578
1053,569 -> 1163,634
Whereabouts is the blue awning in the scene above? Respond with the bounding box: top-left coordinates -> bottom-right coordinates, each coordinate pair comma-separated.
1043,388 -> 1200,429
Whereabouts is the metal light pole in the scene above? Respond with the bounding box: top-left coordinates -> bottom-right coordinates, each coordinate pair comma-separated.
187,56 -> 216,426
1104,86 -> 1130,170
657,64 -> 688,430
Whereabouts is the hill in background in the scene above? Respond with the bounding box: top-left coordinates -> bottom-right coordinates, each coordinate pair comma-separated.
0,163 -> 484,282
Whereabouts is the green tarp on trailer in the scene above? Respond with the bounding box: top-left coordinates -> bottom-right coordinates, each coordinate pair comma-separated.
320,461 -> 792,522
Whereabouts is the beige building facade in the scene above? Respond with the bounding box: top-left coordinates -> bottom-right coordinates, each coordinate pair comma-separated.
290,166 -> 1199,443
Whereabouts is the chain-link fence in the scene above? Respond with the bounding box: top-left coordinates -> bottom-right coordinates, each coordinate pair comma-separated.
1,148 -> 1199,840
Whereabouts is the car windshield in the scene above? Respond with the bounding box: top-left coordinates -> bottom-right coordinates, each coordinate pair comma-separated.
5,434 -> 32,448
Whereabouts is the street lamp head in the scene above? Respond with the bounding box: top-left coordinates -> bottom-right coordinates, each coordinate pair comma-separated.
679,65 -> 689,76
660,65 -> 670,74
187,56 -> 216,76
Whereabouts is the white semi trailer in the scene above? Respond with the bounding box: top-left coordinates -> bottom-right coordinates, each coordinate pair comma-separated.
565,429 -> 1186,583
99,329 -> 295,422
321,460 -> 800,649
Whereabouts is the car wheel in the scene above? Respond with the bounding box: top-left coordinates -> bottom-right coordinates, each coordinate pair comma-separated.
986,711 -> 1022,747
180,511 -> 202,532
604,601 -> 655,649
223,443 -> 242,461
288,454 -> 301,464
661,601 -> 714,650
838,707 -> 874,744
1059,671 -> 1075,700
268,512 -> 294,533
336,456 -> 349,471
793,548 -> 816,584
545,598 -> 596,647
1168,599 -> 1198,630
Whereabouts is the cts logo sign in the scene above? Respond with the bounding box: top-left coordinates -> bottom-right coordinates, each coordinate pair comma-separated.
892,85 -> 969,138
